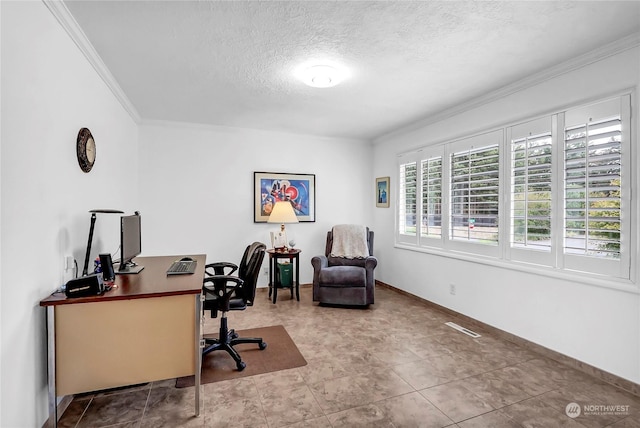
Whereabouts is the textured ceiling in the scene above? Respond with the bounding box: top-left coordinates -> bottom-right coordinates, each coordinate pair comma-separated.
63,1 -> 640,140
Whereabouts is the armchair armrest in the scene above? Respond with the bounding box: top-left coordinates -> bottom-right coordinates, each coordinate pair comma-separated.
311,255 -> 328,290
311,255 -> 328,271
364,256 -> 378,271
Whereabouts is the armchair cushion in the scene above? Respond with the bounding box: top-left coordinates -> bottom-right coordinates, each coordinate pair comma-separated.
319,266 -> 366,287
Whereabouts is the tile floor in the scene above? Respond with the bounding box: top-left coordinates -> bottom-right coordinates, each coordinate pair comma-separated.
58,285 -> 639,427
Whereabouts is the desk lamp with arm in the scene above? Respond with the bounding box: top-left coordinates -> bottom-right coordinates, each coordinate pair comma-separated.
82,209 -> 124,277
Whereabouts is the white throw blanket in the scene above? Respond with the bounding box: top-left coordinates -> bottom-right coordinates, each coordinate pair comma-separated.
330,224 -> 369,259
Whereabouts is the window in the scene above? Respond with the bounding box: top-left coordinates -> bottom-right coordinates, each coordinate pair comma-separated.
398,149 -> 444,247
561,96 -> 630,278
564,116 -> 621,258
421,156 -> 442,239
506,116 -> 555,268
450,144 -> 500,245
395,94 -> 632,280
398,160 -> 417,238
511,132 -> 553,250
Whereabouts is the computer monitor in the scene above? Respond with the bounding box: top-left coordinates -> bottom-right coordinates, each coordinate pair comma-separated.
116,212 -> 144,274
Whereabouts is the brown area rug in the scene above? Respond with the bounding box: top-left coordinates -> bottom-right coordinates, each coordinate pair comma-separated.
175,325 -> 306,388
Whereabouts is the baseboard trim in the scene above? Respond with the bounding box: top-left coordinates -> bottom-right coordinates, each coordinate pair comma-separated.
42,395 -> 73,428
375,280 -> 640,398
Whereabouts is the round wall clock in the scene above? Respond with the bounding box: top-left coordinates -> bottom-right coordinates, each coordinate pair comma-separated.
76,127 -> 96,173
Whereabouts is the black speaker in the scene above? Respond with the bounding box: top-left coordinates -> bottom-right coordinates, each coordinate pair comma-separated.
99,253 -> 115,282
65,274 -> 104,298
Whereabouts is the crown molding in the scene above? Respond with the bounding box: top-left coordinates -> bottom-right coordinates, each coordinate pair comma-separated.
140,118 -> 368,143
43,0 -> 141,123
377,32 -> 640,143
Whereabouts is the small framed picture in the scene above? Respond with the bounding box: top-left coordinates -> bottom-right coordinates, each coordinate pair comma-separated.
270,230 -> 288,249
376,176 -> 390,208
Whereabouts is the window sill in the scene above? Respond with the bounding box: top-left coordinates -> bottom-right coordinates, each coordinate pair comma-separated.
394,243 -> 639,295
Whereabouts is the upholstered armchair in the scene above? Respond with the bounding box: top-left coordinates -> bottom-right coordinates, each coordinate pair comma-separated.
311,225 -> 377,306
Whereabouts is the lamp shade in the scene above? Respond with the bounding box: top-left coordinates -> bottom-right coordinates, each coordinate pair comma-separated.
267,201 -> 299,224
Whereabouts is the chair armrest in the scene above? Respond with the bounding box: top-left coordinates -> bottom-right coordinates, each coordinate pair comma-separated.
203,275 -> 243,299
311,255 -> 328,271
205,261 -> 238,277
311,255 -> 328,291
364,256 -> 378,271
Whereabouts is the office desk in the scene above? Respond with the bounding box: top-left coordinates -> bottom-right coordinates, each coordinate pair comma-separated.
39,255 -> 205,428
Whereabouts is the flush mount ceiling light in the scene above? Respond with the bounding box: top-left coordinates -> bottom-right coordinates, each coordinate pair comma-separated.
295,63 -> 349,88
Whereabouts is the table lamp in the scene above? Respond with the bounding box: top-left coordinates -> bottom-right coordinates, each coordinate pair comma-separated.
267,201 -> 299,250
82,209 -> 124,277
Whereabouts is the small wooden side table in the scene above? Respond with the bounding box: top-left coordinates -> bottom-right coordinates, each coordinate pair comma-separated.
267,248 -> 301,304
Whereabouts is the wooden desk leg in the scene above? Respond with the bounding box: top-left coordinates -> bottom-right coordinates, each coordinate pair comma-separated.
46,306 -> 57,428
194,294 -> 202,417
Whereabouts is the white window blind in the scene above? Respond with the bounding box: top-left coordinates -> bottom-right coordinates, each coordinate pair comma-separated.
399,161 -> 417,236
564,115 -> 622,259
421,156 -> 442,238
511,132 -> 553,251
395,94 -> 631,281
450,144 -> 500,245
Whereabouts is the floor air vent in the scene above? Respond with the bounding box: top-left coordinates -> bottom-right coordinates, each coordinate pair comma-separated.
445,322 -> 481,338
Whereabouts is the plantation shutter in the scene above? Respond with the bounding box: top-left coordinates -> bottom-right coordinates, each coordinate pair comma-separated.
564,114 -> 621,258
450,144 -> 500,245
562,95 -> 630,278
510,120 -> 553,252
399,160 -> 417,237
421,156 -> 442,239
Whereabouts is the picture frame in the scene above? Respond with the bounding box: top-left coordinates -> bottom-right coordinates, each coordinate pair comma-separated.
270,230 -> 288,249
376,176 -> 390,208
254,172 -> 316,222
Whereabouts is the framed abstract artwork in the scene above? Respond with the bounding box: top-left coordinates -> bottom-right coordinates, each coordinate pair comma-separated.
376,176 -> 390,208
254,172 -> 316,222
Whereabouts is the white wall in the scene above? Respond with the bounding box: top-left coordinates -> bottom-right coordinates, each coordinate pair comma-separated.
373,46 -> 640,384
1,2 -> 139,426
138,122 -> 374,286
0,2 -> 4,422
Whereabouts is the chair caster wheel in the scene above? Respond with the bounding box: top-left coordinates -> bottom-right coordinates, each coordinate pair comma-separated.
259,342 -> 267,350
236,361 -> 246,371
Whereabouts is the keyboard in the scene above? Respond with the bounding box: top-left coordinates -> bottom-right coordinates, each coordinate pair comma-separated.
166,260 -> 197,275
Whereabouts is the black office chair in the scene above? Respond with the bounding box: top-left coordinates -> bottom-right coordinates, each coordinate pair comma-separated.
202,242 -> 267,371
204,241 -> 264,281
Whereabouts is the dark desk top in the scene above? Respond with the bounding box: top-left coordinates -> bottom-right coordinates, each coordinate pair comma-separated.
40,254 -> 206,306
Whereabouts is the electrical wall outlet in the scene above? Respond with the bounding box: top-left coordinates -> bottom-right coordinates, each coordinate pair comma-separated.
64,256 -> 75,271
262,267 -> 269,276
62,256 -> 76,284
449,284 -> 456,295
